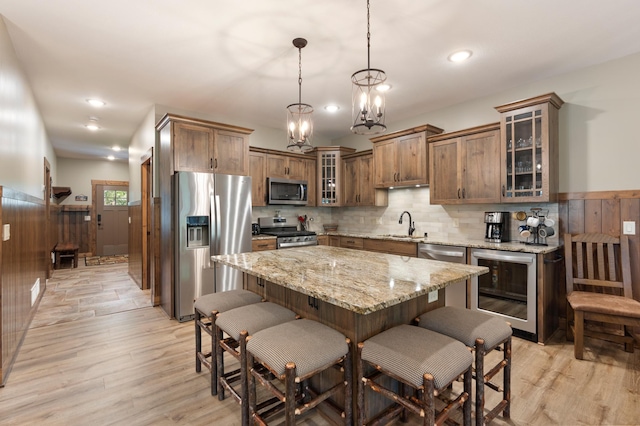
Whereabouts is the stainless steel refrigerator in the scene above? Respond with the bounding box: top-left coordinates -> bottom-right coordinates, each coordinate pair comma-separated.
174,172 -> 252,321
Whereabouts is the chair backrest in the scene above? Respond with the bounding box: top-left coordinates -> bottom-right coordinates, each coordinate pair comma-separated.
564,233 -> 632,299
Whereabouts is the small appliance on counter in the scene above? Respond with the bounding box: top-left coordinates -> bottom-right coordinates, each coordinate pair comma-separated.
484,211 -> 509,242
251,223 -> 260,235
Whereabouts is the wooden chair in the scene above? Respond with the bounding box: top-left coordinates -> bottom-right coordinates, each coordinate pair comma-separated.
564,233 -> 640,359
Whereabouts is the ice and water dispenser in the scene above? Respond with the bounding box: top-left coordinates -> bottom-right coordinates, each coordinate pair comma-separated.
185,216 -> 209,248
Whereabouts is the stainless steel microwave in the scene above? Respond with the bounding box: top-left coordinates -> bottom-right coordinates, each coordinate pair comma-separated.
267,177 -> 308,205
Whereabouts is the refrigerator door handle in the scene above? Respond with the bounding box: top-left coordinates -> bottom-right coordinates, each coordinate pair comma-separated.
212,194 -> 222,255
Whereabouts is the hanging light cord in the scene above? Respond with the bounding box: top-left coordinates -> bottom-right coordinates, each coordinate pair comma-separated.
366,0 -> 371,70
297,45 -> 303,106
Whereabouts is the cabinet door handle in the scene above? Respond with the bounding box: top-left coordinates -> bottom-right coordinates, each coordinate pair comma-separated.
502,185 -> 506,196
458,188 -> 461,199
462,188 -> 466,198
210,158 -> 213,169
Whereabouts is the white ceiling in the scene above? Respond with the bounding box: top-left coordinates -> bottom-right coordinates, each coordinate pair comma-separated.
2,0 -> 640,162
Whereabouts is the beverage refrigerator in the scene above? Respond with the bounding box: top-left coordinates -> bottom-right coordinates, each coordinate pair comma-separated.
174,172 -> 252,321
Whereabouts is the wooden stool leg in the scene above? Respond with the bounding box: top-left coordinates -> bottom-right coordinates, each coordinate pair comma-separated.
356,342 -> 366,426
343,340 -> 353,425
574,310 -> 584,360
215,318 -> 224,398
423,373 -> 435,426
504,336 -> 512,418
463,366 -> 472,426
474,338 -> 485,426
248,352 -> 257,421
285,362 -> 297,426
195,310 -> 202,373
240,331 -> 250,426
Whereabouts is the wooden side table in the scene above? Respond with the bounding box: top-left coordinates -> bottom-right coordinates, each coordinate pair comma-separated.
54,242 -> 79,269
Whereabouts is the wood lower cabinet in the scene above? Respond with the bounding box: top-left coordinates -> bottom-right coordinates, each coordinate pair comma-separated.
495,93 -> 563,203
362,239 -> 417,257
252,238 -> 276,251
428,123 -> 501,204
339,236 -> 364,250
371,124 -> 443,188
168,117 -> 251,175
316,235 -> 329,246
342,150 -> 387,207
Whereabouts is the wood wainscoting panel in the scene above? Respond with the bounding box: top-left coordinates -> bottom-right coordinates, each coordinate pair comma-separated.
0,187 -> 48,386
128,202 -> 142,288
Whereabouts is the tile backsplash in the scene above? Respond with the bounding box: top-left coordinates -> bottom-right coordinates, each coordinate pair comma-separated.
252,187 -> 559,243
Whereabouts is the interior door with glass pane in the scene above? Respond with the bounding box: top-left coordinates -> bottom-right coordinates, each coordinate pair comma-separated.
96,184 -> 129,256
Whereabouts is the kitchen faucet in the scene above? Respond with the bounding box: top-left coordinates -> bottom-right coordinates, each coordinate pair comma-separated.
398,211 -> 415,236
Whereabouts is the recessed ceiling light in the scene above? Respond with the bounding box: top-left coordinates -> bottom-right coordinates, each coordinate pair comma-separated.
376,84 -> 391,92
87,98 -> 106,107
112,145 -> 121,152
107,155 -> 115,161
85,123 -> 100,131
324,105 -> 340,113
448,50 -> 472,62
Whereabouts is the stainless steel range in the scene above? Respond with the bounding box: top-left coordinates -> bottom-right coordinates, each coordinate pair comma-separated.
258,217 -> 317,249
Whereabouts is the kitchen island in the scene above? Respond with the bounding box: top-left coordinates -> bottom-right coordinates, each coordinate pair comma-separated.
212,245 -> 488,421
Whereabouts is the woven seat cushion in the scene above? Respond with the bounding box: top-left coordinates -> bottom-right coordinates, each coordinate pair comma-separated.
361,324 -> 472,390
193,290 -> 262,317
568,291 -> 640,319
247,319 -> 348,378
216,302 -> 297,341
418,306 -> 512,350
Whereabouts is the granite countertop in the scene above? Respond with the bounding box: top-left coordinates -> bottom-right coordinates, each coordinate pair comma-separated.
251,234 -> 277,241
212,246 -> 488,315
320,232 -> 561,254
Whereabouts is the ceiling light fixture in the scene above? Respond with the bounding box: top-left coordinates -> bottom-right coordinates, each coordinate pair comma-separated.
85,117 -> 100,131
448,50 -> 472,62
351,0 -> 386,135
324,105 -> 340,113
107,155 -> 115,161
286,37 -> 313,153
86,98 -> 106,107
376,83 -> 391,92
112,145 -> 121,152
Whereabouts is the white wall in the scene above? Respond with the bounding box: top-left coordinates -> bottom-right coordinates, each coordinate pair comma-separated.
56,158 -> 129,205
334,51 -> 640,193
127,106 -> 156,201
0,15 -> 57,198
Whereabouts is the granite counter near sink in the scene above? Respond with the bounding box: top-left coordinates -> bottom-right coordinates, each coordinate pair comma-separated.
319,231 -> 561,254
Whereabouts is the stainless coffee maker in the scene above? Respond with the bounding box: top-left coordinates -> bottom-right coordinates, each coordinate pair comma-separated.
484,211 -> 509,242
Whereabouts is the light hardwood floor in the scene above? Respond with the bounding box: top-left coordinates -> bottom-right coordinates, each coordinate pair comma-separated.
0,263 -> 638,425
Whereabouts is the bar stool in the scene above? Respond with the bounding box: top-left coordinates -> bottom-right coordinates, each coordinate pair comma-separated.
246,319 -> 352,425
194,290 -> 263,395
357,324 -> 473,426
416,307 -> 512,425
215,302 -> 298,423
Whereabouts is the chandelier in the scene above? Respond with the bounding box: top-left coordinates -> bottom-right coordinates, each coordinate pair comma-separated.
351,0 -> 387,135
286,38 -> 314,152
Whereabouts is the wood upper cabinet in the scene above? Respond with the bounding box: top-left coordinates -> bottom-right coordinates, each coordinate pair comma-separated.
495,93 -> 563,203
249,148 -> 267,207
250,147 -> 316,207
371,124 -> 444,188
342,150 -> 388,207
266,154 -> 306,180
315,146 -> 355,206
428,123 -> 501,204
165,114 -> 252,176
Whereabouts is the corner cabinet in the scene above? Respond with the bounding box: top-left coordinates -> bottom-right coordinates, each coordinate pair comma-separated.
370,124 -> 444,188
158,114 -> 252,176
315,146 -> 355,206
342,150 -> 388,207
495,93 -> 563,203
428,123 -> 501,204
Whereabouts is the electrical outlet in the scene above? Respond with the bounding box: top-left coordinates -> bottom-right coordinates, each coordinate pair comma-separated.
428,290 -> 438,303
2,224 -> 10,241
623,221 -> 636,235
452,218 -> 460,228
84,215 -> 91,221
376,218 -> 383,225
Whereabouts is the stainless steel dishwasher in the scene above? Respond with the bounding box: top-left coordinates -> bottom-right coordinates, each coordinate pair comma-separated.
418,244 -> 467,308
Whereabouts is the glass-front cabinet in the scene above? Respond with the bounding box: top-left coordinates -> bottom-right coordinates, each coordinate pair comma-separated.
495,93 -> 563,203
315,146 -> 355,206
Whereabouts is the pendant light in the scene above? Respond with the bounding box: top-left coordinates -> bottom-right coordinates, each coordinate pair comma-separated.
351,0 -> 387,135
286,38 -> 314,153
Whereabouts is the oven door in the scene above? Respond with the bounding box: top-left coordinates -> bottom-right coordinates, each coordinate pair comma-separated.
470,249 -> 537,336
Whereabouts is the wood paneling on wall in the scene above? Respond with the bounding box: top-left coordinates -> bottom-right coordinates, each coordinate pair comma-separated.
0,187 -> 47,386
558,190 -> 640,304
55,205 -> 91,255
128,202 -> 142,288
